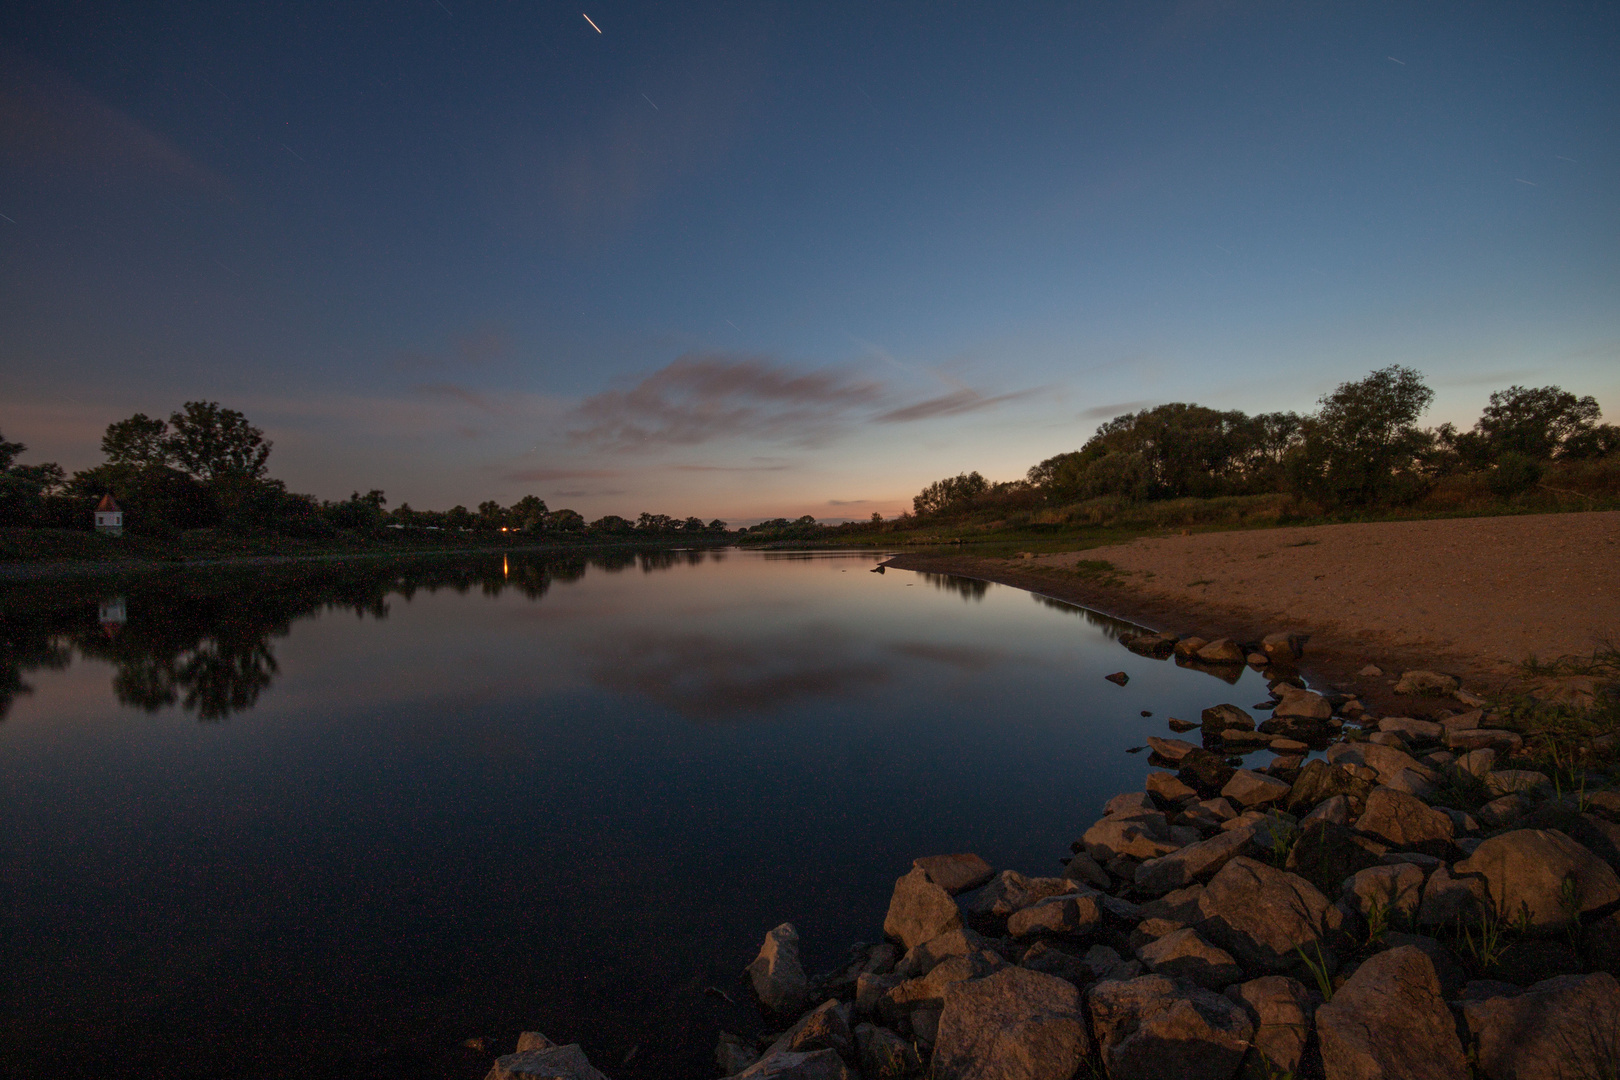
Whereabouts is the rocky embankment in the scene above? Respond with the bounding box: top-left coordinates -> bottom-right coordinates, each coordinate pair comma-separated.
481,632 -> 1620,1080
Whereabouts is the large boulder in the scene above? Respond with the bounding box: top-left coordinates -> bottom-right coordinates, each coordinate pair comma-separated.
1445,728 -> 1524,754
748,923 -> 810,1016
1285,819 -> 1384,895
1178,749 -> 1238,799
1198,857 -> 1346,976
486,1044 -> 611,1080
1285,760 -> 1375,815
1008,891 -> 1104,938
894,927 -> 993,979
913,854 -> 995,895
1271,688 -> 1332,721
1341,864 -> 1426,921
1354,786 -> 1455,852
1201,704 -> 1255,734
1135,928 -> 1243,990
1147,736 -> 1201,762
1316,946 -> 1467,1080
1087,974 -> 1254,1080
1416,863 -> 1488,927
882,951 -> 1006,1018
1326,742 -> 1437,787
957,871 -> 1078,921
932,966 -> 1089,1080
782,1000 -> 855,1060
1460,972 -> 1620,1080
1198,640 -> 1248,664
884,868 -> 964,950
1261,632 -> 1303,661
1221,770 -> 1291,809
1083,813 -> 1184,862
1135,827 -> 1256,896
1224,976 -> 1315,1078
1454,829 -> 1620,931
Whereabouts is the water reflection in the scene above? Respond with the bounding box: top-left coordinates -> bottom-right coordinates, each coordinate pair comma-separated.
917,572 -> 989,601
0,549 -> 721,722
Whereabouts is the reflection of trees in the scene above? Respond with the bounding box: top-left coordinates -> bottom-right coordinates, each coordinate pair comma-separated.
1030,593 -> 1146,641
0,547 -> 697,722
918,572 -> 990,601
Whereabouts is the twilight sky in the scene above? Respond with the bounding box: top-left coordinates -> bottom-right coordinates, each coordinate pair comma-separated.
2,1 -> 1616,522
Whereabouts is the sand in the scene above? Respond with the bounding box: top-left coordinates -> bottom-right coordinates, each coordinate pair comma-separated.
886,510 -> 1620,695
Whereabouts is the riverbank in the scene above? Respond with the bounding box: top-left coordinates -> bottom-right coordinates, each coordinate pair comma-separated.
882,510 -> 1620,715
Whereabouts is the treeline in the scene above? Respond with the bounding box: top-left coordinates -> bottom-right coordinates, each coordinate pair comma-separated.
900,368 -> 1617,523
0,403 -> 726,539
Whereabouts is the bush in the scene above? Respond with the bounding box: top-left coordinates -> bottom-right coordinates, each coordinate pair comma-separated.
1488,452 -> 1544,497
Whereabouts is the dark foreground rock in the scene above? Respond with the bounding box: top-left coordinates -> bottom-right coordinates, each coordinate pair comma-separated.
486,1042 -> 610,1080
1460,972 -> 1620,1080
1315,946 -> 1467,1080
932,966 -> 1089,1080
748,923 -> 810,1016
1087,974 -> 1254,1080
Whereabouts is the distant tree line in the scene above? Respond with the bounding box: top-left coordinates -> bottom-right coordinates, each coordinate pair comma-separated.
0,403 -> 727,539
901,368 -> 1616,521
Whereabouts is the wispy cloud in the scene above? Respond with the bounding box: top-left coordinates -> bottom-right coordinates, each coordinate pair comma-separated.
1078,400 -> 1152,421
568,353 -> 1035,450
875,387 -> 1039,423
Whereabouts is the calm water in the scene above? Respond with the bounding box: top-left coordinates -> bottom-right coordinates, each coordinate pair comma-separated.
0,548 -> 1273,1079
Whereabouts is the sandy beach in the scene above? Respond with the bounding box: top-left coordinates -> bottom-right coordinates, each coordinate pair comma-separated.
886,510 -> 1620,698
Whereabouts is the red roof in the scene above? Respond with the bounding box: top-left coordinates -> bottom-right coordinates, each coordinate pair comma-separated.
96,494 -> 120,512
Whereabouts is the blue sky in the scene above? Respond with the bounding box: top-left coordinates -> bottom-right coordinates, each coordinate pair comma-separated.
2,1 -> 1616,520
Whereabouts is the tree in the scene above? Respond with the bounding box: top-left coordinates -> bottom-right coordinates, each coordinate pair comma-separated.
0,432 -> 27,472
589,514 -> 632,534
913,471 -> 989,516
1475,385 -> 1602,460
444,505 -> 474,530
167,402 -> 271,481
475,500 -> 507,530
1288,366 -> 1435,506
509,495 -> 549,531
101,414 -> 172,468
548,508 -> 586,531
708,518 -> 728,532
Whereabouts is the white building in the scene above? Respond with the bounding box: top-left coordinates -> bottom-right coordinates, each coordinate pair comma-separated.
95,494 -> 124,536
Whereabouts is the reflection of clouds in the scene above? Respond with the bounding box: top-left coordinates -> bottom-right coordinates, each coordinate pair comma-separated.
583,628 -> 889,721
888,642 -> 1002,670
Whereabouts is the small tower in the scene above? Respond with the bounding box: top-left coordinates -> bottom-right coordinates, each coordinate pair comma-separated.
95,494 -> 124,536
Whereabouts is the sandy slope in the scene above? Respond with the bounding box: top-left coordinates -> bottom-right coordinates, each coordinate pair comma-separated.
1040,511 -> 1620,671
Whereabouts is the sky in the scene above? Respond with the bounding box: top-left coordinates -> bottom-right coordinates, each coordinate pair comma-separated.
1,1 -> 1616,522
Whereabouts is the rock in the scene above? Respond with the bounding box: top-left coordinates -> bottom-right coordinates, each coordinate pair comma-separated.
883,869 -> 963,951
1456,748 -> 1496,777
1146,736 -> 1200,762
1008,892 -> 1104,937
734,1049 -> 852,1080
1105,671 -> 1130,686
932,966 -> 1089,1080
1461,972 -> 1620,1080
1316,946 -> 1466,1080
1124,632 -> 1179,658
1440,709 -> 1483,731
856,972 -> 903,1014
1440,807 -> 1479,833
1136,928 -> 1243,990
486,1044 -> 611,1080
1201,704 -> 1255,734
854,1024 -> 920,1080
1588,790 -> 1620,822
1455,688 -> 1489,707
1455,829 -> 1620,931
913,854 -> 995,895
1359,664 -> 1384,676
908,1007 -> 940,1047
1485,770 -> 1552,798
1378,717 -> 1444,743
1200,856 -> 1346,975
958,870 -> 1078,921
1326,742 -> 1437,787
1222,728 -> 1273,750
1062,850 -> 1112,890
1354,786 -> 1454,852
883,952 -> 1005,1017
1146,770 -> 1199,803
718,1032 -> 761,1075
1446,728 -> 1524,754
1269,736 -> 1308,753
1104,791 -> 1159,817
748,923 -> 810,1016
1416,863 -> 1487,926
1304,795 -> 1351,826
1273,689 -> 1333,721
787,1000 -> 855,1059
1380,932 -> 1465,997
1459,979 -> 1524,1001
1285,820 -> 1385,897
1285,760 -> 1375,815
1394,670 -> 1460,696
894,927 -> 992,978
1221,769 -> 1291,808
1135,827 -> 1256,895
1197,639 -> 1248,664
1262,632 -> 1303,661
1477,794 -> 1531,828
1246,652 -> 1269,665
1178,749 -> 1238,798
1173,635 -> 1208,656
1342,864 -> 1426,921
1224,976 -> 1314,1077
1020,940 -> 1093,983
515,1033 -> 555,1052
1087,974 -> 1254,1080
